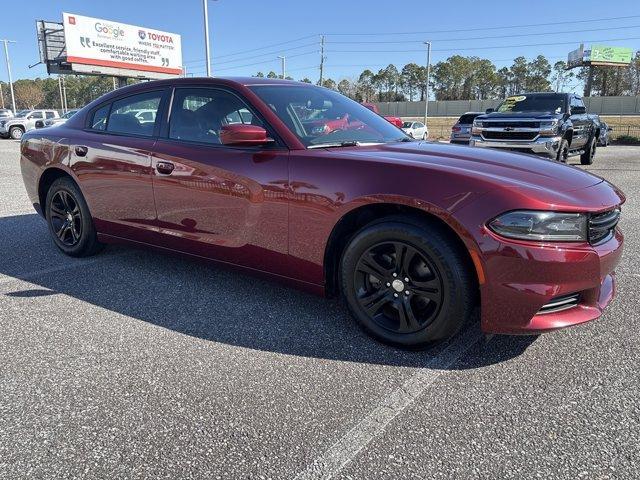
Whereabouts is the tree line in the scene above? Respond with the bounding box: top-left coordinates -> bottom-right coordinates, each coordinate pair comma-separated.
2,53 -> 639,111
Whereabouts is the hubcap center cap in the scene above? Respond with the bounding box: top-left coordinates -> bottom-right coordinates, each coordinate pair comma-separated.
391,279 -> 405,292
66,213 -> 73,222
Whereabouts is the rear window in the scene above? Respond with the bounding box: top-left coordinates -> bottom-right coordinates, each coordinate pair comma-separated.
457,114 -> 480,124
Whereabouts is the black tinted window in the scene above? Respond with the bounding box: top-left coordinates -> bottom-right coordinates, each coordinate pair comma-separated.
107,91 -> 162,137
169,88 -> 262,144
91,105 -> 110,131
458,114 -> 479,124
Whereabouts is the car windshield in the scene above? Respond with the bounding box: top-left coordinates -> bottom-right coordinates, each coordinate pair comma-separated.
402,121 -> 413,128
497,95 -> 565,114
62,111 -> 76,119
16,111 -> 29,118
249,85 -> 408,148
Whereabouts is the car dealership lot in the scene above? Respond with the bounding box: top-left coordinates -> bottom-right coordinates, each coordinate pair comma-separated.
0,140 -> 638,479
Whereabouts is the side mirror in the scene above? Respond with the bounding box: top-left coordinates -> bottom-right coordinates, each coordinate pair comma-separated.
571,106 -> 586,115
219,124 -> 273,147
485,108 -> 494,114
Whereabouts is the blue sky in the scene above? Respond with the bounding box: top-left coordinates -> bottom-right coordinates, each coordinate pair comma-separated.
3,0 -> 640,91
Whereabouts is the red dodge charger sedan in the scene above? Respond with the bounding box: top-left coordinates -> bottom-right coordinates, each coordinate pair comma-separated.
20,77 -> 624,347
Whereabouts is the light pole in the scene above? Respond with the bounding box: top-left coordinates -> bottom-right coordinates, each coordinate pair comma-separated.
202,0 -> 218,77
1,39 -> 17,114
423,41 -> 431,127
277,55 -> 286,79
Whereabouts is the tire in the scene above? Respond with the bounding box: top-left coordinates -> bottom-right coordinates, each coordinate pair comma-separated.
556,137 -> 569,163
340,216 -> 475,348
422,132 -> 428,140
580,136 -> 596,165
9,126 -> 24,140
45,176 -> 103,257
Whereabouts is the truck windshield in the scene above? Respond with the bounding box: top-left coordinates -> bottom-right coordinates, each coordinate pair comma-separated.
249,85 -> 408,148
497,95 -> 565,114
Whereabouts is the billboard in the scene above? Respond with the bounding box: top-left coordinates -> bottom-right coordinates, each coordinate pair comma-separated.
588,45 -> 633,66
567,44 -> 585,69
62,12 -> 182,78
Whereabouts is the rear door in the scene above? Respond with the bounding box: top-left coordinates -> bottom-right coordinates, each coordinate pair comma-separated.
570,95 -> 589,149
71,89 -> 168,242
150,86 -> 290,275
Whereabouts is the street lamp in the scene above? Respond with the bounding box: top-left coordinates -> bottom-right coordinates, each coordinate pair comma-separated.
277,55 -> 286,79
1,39 -> 17,114
202,0 -> 218,77
423,41 -> 431,127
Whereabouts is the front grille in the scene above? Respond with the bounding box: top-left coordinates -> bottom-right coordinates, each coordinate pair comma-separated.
538,293 -> 581,315
482,131 -> 538,141
589,208 -> 620,245
482,121 -> 541,128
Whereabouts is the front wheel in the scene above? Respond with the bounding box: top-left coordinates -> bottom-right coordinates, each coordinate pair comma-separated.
422,132 -> 428,140
556,138 -> 569,163
340,217 -> 475,348
580,136 -> 596,165
9,126 -> 24,140
45,177 -> 103,257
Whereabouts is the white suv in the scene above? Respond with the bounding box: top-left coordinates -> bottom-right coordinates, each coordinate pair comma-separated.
0,109 -> 59,140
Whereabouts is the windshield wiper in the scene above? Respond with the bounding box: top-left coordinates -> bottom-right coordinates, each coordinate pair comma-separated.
308,140 -> 359,149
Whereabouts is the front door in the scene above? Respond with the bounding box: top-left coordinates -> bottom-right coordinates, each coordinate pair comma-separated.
150,87 -> 290,275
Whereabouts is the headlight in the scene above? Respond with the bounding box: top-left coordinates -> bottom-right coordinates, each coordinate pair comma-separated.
489,211 -> 587,241
471,120 -> 483,135
539,119 -> 559,136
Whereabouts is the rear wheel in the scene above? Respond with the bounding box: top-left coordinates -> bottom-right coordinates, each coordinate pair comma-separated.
580,136 -> 596,165
45,177 -> 103,257
340,217 -> 475,348
556,137 -> 569,163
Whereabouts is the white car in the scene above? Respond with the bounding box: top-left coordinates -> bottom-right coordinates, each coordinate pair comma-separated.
401,121 -> 428,140
0,109 -> 59,139
37,110 -> 79,128
134,109 -> 157,124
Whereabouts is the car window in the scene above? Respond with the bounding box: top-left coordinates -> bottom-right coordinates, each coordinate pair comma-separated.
91,105 -> 110,131
107,92 -> 162,137
45,112 -> 56,119
169,88 -> 263,145
30,112 -> 44,119
249,85 -> 408,147
415,122 -> 424,129
458,114 -> 479,124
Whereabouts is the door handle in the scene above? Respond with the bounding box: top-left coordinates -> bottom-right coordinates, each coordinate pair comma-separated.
156,160 -> 175,175
75,145 -> 88,157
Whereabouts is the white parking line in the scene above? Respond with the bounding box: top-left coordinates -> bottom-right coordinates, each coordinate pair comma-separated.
295,329 -> 487,480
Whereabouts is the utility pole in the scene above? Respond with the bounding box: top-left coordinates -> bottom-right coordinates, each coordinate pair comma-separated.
319,35 -> 325,86
423,41 -> 431,127
1,39 -> 17,114
203,0 -> 212,76
61,76 -> 68,112
0,82 -> 4,109
58,76 -> 65,112
277,55 -> 286,79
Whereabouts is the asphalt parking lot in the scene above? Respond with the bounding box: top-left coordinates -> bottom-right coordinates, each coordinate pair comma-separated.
0,139 -> 638,479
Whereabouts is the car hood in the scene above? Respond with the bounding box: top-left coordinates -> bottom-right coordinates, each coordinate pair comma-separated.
335,141 -> 603,194
477,112 -> 563,121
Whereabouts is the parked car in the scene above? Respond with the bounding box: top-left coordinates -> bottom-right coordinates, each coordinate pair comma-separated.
133,109 -> 157,124
0,108 -> 13,119
450,112 -> 482,145
20,77 -> 624,348
470,93 -> 600,164
36,110 -> 79,129
401,121 -> 428,140
1,109 -> 59,139
361,103 -> 404,128
588,114 -> 612,147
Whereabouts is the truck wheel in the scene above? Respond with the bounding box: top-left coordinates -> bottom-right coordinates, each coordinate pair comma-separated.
580,137 -> 596,165
9,126 -> 24,140
556,138 -> 569,163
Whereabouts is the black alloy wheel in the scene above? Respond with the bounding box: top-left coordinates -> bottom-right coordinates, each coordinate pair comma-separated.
340,217 -> 475,348
45,177 -> 103,257
354,241 -> 444,334
49,190 -> 82,247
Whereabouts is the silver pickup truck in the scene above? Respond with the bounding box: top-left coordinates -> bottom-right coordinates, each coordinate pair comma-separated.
0,109 -> 59,140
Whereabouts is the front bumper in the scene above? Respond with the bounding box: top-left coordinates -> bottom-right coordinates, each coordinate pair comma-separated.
479,228 -> 623,335
469,135 -> 561,158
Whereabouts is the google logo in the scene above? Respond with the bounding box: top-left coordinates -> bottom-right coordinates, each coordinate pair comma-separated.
95,22 -> 125,38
